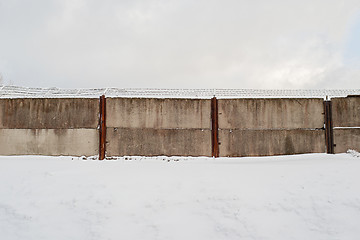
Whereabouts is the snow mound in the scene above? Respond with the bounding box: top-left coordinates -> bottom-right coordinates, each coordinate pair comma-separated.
347,149 -> 360,158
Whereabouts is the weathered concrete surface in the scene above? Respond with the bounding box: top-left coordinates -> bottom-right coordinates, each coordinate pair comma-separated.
332,97 -> 360,127
218,98 -> 324,129
219,129 -> 325,157
334,129 -> 360,153
0,98 -> 99,129
0,129 -> 98,156
107,128 -> 211,156
107,98 -> 211,129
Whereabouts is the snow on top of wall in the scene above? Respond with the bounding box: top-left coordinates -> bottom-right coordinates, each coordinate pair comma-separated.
0,85 -> 359,99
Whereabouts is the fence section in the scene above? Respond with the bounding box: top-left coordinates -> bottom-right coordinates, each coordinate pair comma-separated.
106,98 -> 212,156
0,98 -> 99,156
217,98 -> 325,157
332,96 -> 360,153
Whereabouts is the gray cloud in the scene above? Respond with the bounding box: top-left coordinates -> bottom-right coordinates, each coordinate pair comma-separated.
0,0 -> 360,89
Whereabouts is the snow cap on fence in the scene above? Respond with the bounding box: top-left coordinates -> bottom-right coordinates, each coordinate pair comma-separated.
0,85 -> 360,99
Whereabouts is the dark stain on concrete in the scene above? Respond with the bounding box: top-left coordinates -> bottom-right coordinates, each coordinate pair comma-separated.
284,135 -> 295,155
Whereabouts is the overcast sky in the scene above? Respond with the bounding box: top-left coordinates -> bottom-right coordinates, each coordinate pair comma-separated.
0,0 -> 360,89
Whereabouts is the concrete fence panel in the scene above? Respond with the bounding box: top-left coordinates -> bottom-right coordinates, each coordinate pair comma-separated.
106,98 -> 212,156
107,98 -> 211,129
332,96 -> 360,153
0,129 -> 98,156
332,96 -> 360,127
334,129 -> 360,153
107,128 -> 211,156
0,98 -> 99,156
218,98 -> 324,129
217,98 -> 325,157
219,129 -> 324,157
0,98 -> 99,129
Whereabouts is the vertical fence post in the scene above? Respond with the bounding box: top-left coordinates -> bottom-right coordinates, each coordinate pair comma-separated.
211,97 -> 219,157
324,100 -> 334,154
99,95 -> 106,160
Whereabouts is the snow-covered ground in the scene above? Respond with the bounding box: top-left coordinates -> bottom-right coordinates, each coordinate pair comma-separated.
1,153 -> 360,240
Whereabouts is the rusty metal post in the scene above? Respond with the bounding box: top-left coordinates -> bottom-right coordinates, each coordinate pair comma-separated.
324,100 -> 334,154
99,95 -> 106,160
211,97 -> 219,157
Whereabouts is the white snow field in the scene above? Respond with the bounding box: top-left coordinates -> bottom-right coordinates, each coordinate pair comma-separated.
1,153 -> 360,240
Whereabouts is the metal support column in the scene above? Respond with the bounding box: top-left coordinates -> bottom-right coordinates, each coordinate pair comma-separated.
99,95 -> 106,160
211,97 -> 219,157
324,100 -> 334,154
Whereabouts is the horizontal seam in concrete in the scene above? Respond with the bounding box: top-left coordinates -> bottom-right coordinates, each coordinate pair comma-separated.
219,128 -> 325,131
0,128 -> 98,130
106,127 -> 211,130
217,97 -> 325,100
333,127 -> 360,129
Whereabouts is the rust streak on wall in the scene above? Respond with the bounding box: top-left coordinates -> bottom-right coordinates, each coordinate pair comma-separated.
99,95 -> 106,160
211,97 -> 219,157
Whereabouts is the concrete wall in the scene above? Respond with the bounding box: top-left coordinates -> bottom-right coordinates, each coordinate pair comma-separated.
0,96 -> 358,157
218,98 -> 325,157
0,98 -> 99,156
332,96 -> 360,153
106,98 -> 211,156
